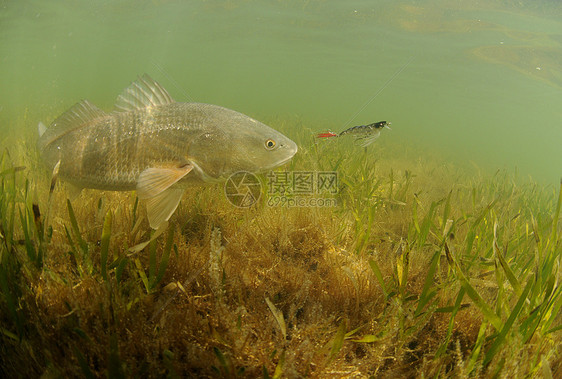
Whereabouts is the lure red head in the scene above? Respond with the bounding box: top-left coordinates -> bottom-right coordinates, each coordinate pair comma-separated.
316,132 -> 338,138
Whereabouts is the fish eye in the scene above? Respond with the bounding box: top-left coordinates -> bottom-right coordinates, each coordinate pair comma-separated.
265,139 -> 276,150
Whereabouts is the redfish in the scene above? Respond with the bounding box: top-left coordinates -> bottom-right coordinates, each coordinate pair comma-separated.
38,75 -> 297,228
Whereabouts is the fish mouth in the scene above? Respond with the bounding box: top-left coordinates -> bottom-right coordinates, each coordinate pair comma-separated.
275,154 -> 294,167
263,143 -> 298,171
262,155 -> 293,172
278,142 -> 298,165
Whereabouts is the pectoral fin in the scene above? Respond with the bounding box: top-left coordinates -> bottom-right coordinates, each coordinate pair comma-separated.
136,165 -> 193,199
145,188 -> 184,229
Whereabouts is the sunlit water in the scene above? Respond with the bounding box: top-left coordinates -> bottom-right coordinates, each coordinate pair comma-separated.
1,0 -> 561,183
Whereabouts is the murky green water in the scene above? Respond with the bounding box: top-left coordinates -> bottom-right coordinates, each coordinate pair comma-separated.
1,0 -> 561,182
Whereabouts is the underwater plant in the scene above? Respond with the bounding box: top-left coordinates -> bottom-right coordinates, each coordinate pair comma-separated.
1,118 -> 561,377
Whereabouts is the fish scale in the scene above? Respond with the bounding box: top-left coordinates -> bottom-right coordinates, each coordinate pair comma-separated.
77,107 -> 195,190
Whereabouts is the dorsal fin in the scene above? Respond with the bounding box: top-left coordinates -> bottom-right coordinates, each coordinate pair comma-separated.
38,100 -> 107,152
114,74 -> 174,112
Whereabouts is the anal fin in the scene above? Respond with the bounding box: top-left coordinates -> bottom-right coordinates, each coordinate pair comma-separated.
49,160 -> 61,196
66,183 -> 83,201
145,188 -> 184,229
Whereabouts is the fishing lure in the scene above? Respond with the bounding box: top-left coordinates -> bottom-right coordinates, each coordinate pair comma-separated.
317,121 -> 391,147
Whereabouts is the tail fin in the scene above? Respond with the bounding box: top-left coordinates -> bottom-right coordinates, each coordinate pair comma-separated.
38,122 -> 47,137
316,132 -> 338,138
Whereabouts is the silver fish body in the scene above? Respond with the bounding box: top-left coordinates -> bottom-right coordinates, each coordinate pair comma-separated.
338,121 -> 390,146
38,75 -> 298,228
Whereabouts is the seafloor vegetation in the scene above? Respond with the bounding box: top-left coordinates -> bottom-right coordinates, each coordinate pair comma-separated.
0,117 -> 561,378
